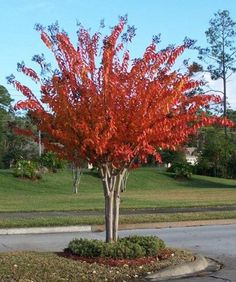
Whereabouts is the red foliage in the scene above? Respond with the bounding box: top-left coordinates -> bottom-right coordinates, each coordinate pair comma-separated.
10,19 -> 234,169
13,128 -> 33,137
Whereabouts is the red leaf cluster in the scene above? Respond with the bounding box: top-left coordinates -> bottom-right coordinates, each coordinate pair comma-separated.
11,20 -> 234,169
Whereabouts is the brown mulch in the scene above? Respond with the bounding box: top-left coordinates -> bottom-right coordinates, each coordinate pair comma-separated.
57,248 -> 175,267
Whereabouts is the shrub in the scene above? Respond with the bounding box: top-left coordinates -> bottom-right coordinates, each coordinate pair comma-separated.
167,161 -> 192,179
66,236 -> 165,259
40,151 -> 66,171
67,238 -> 104,257
119,235 -> 165,256
13,160 -> 42,180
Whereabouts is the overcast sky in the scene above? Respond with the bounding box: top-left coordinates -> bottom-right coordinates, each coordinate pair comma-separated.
0,0 -> 236,107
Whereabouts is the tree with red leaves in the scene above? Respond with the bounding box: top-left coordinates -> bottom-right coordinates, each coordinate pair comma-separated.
8,18 -> 233,242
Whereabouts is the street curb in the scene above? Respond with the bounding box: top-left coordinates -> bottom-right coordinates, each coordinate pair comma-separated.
1,219 -> 236,235
92,218 -> 236,232
0,225 -> 92,235
145,254 -> 208,281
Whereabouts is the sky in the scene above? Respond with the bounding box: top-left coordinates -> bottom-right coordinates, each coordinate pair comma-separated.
0,0 -> 236,107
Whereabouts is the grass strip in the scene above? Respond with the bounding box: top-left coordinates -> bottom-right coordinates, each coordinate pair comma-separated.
0,210 -> 236,228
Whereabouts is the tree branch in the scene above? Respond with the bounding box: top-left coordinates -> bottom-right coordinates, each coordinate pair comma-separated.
202,89 -> 224,95
226,72 -> 234,80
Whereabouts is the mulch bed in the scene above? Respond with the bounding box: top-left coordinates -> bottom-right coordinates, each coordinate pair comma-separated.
57,248 -> 175,267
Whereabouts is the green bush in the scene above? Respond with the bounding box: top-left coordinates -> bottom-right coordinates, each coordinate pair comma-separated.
119,235 -> 165,256
167,161 -> 192,179
40,152 -> 66,171
66,236 -> 165,259
13,160 -> 41,180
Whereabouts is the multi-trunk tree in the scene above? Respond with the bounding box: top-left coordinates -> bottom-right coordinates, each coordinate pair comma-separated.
8,19 -> 233,242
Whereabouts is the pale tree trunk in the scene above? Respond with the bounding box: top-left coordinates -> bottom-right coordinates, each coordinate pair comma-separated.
100,165 -> 127,243
72,165 -> 82,194
222,28 -> 227,136
120,170 -> 129,192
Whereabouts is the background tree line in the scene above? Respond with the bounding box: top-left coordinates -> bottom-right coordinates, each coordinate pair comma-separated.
0,85 -> 39,169
161,9 -> 236,179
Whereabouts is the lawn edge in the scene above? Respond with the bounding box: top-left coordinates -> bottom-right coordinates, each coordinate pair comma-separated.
92,218 -> 236,231
1,218 -> 236,235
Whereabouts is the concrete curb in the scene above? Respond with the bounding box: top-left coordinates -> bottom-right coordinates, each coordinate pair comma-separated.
0,225 -> 91,235
92,218 -> 236,232
145,254 -> 208,281
1,218 -> 236,235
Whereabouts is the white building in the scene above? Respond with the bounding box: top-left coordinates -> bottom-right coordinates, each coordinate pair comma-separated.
185,147 -> 198,165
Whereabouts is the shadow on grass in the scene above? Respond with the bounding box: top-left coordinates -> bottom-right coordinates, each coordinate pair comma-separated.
83,170 -> 100,178
163,172 -> 236,189
0,169 -> 12,176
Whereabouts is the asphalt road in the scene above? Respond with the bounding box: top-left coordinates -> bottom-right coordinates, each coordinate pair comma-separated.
0,224 -> 236,281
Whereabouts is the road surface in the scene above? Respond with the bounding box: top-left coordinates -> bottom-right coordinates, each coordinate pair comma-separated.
1,224 -> 236,281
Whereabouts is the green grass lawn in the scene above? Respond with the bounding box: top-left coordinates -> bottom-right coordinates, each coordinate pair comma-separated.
0,167 -> 236,212
1,211 -> 236,228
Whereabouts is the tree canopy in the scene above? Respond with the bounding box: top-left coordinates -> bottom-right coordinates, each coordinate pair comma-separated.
197,10 -> 236,123
9,19 -> 232,169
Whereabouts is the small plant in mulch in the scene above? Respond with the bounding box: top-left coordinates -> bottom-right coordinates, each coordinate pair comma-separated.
61,235 -> 174,266
59,247 -> 175,267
